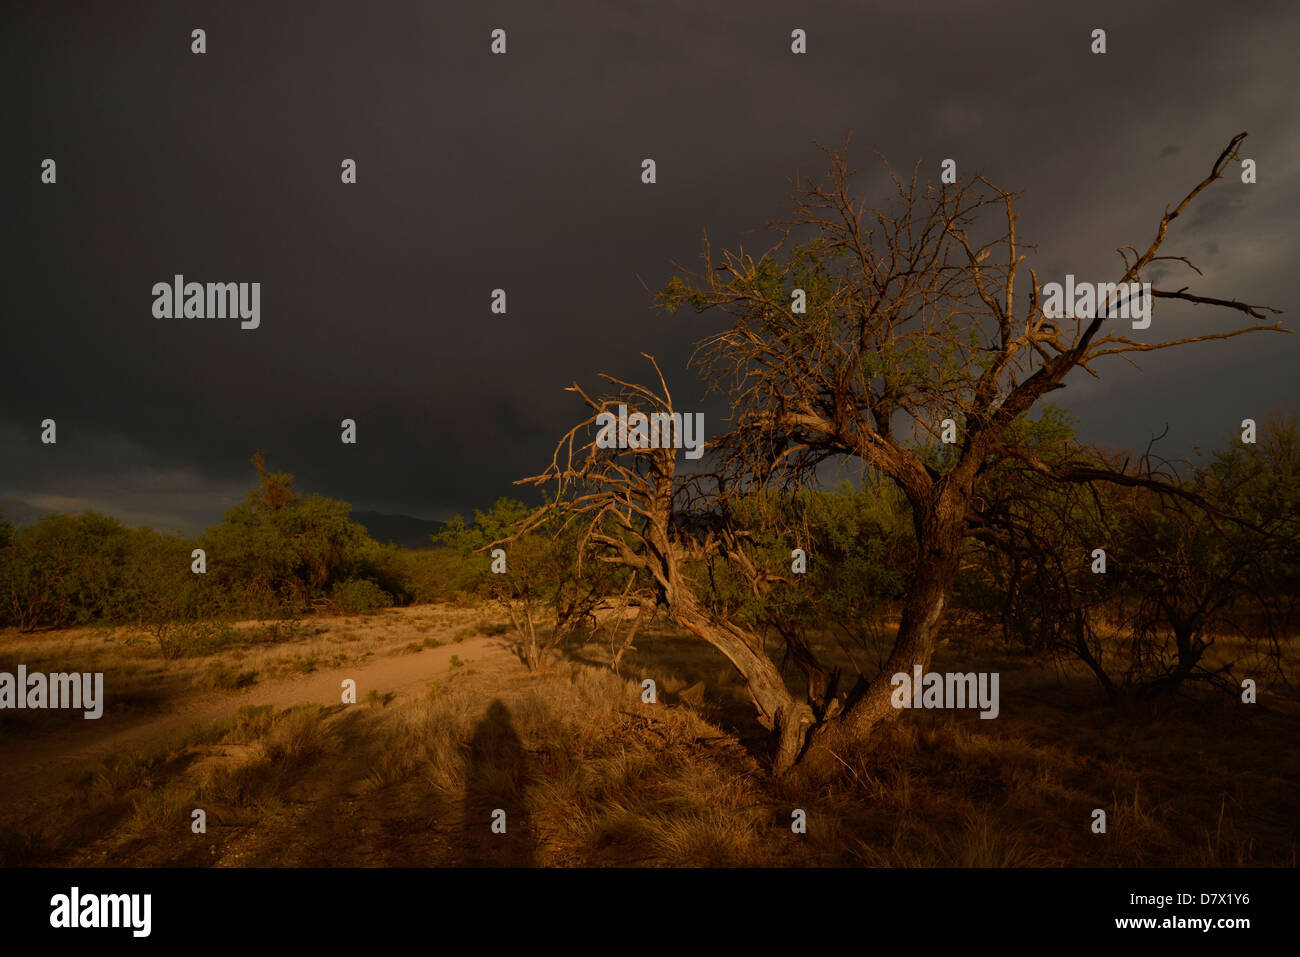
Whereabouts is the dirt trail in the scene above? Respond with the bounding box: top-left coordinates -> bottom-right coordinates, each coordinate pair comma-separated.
0,635 -> 511,821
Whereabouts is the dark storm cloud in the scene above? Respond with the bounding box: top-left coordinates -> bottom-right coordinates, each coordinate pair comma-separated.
2,0 -> 1297,533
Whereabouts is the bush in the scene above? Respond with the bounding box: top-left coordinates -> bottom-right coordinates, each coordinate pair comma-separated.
959,409 -> 1300,702
0,512 -> 195,630
196,453 -> 388,615
331,578 -> 392,613
436,497 -> 618,669
0,455 -> 410,631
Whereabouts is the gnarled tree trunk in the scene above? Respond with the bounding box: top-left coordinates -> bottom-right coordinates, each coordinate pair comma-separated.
669,593 -> 814,774
792,498 -> 966,781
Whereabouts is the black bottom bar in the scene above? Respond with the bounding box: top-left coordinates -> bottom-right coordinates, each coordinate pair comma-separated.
2,866 -> 1284,945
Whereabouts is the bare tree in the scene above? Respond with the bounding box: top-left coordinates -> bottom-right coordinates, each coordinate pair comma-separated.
510,360 -> 817,772
515,133 -> 1283,779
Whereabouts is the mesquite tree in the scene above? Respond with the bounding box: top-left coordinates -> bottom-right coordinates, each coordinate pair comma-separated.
515,133 -> 1283,778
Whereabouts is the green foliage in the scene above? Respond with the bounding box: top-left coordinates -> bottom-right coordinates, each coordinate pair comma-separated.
376,547 -> 467,604
195,455 -> 388,617
0,454 -> 398,632
331,578 -> 392,613
1137,410 -> 1300,670
0,512 -> 195,630
704,481 -> 912,651
435,497 -> 622,668
1198,410 -> 1300,578
960,407 -> 1300,700
199,491 -> 372,616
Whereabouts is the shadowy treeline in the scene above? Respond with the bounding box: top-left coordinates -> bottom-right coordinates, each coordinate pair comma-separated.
0,453 -> 486,636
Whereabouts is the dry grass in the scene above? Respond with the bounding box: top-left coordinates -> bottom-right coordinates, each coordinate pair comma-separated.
2,608 -> 1295,867
195,704 -> 328,806
0,702 -> 337,866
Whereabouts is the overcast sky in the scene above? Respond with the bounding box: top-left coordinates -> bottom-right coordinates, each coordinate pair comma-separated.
2,0 -> 1297,535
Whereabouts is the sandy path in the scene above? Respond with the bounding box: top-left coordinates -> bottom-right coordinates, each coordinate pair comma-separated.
0,635 -> 511,821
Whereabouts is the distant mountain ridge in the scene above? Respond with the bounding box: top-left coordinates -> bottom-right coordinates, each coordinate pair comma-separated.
351,510 -> 446,549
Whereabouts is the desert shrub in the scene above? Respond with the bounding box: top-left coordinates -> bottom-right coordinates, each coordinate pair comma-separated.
194,453 -> 389,617
331,578 -> 392,613
0,512 -> 197,630
0,453 -> 410,631
436,498 -> 624,669
961,409 -> 1300,702
352,539 -> 412,603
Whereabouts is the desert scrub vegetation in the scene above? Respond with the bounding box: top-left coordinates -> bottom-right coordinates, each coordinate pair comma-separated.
0,748 -> 187,866
152,619 -> 242,660
196,706 -> 329,821
3,642 -> 1293,867
357,647 -> 1298,867
0,703 -> 336,866
372,664 -> 801,865
0,447 -> 582,638
0,452 -> 409,631
330,578 -> 392,614
493,135 -> 1292,783
182,704 -> 278,746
